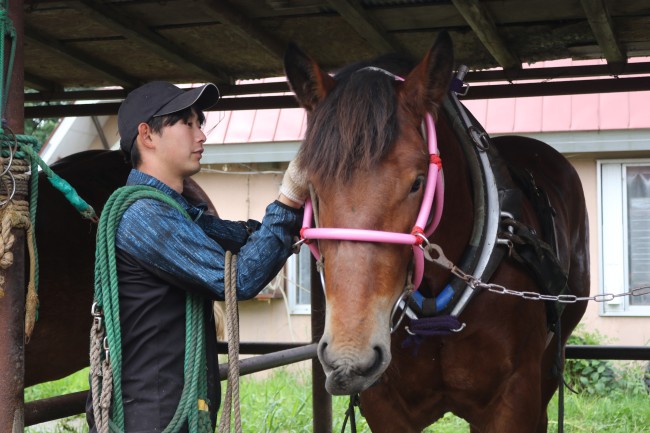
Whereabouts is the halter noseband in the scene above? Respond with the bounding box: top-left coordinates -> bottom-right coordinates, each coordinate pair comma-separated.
299,69 -> 444,289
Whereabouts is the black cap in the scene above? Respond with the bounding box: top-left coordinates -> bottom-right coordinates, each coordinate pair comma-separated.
117,81 -> 220,154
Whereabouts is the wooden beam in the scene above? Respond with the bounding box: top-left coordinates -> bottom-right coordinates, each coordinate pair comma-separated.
23,72 -> 62,93
67,0 -> 232,84
23,61 -> 650,104
465,62 -> 650,82
25,88 -> 127,103
451,0 -> 520,70
461,76 -> 650,100
24,76 -> 650,119
197,0 -> 286,60
579,0 -> 626,64
24,95 -> 299,118
23,81 -> 291,103
25,25 -> 141,89
326,0 -> 407,54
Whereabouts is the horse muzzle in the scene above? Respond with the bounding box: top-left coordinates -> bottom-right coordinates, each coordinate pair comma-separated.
317,334 -> 391,395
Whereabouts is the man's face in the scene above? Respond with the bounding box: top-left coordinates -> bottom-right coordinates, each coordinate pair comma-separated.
152,110 -> 206,179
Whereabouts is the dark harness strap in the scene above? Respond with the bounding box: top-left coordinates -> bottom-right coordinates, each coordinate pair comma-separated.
405,91 -> 569,334
406,96 -> 523,319
502,166 -> 569,329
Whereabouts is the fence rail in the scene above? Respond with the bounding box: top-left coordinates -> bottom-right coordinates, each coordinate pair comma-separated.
24,344 -> 649,427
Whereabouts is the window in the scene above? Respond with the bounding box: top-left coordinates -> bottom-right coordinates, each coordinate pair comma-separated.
285,245 -> 312,314
599,160 -> 650,316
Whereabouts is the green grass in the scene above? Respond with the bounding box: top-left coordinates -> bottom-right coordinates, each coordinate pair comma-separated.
25,363 -> 649,432
25,367 -> 90,433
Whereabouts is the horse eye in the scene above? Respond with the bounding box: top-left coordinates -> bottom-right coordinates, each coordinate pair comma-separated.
410,176 -> 424,193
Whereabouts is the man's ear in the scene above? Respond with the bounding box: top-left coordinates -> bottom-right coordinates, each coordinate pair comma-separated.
137,122 -> 155,150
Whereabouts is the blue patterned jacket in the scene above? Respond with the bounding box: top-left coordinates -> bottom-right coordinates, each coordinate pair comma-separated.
86,169 -> 302,433
116,169 -> 301,300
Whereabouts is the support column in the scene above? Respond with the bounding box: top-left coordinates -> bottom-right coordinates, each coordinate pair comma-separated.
311,261 -> 332,433
0,0 -> 25,431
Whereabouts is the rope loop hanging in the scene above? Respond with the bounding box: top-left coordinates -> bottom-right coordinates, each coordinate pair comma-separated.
0,127 -> 40,341
217,251 -> 242,433
90,185 -> 211,433
0,125 -> 98,338
0,126 -> 97,341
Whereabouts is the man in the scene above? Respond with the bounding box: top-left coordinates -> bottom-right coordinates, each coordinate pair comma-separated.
87,81 -> 307,432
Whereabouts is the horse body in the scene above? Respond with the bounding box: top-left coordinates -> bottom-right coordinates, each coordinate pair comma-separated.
25,150 -> 215,387
285,33 -> 589,433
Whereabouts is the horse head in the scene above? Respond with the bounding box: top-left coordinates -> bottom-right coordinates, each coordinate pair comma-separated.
285,33 -> 454,394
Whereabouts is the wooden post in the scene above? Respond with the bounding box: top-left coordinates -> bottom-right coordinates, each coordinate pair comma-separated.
311,261 -> 332,433
0,0 -> 25,431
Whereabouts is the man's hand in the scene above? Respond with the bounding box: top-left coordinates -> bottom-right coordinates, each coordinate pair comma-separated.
279,159 -> 309,208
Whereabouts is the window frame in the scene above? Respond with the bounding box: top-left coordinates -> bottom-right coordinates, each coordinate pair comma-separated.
598,158 -> 650,317
285,245 -> 312,315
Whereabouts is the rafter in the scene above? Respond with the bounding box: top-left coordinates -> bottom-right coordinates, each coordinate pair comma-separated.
25,61 -> 650,106
197,0 -> 286,60
451,0 -> 520,70
579,0 -> 625,64
23,71 -> 62,93
326,0 -> 407,54
25,25 -> 141,89
67,0 -> 232,84
24,76 -> 650,119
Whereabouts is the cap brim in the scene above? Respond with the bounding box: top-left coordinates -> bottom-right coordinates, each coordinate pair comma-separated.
154,83 -> 220,117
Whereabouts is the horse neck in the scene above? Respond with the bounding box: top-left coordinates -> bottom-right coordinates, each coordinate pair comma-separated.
423,113 -> 474,295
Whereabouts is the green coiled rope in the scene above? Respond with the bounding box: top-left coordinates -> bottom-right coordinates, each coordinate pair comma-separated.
1,0 -> 95,332
0,0 -> 17,117
92,185 -> 211,433
11,141 -> 98,221
0,132 -> 41,304
0,131 -> 99,327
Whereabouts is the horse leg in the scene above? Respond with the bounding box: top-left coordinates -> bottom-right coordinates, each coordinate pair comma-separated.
476,366 -> 543,433
538,243 -> 590,432
360,384 -> 431,433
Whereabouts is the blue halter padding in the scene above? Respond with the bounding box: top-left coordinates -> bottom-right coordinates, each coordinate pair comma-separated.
410,284 -> 455,312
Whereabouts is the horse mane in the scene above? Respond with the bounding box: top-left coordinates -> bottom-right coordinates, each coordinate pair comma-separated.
297,54 -> 415,185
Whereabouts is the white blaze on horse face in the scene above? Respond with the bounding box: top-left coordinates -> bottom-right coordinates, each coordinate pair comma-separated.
314,172 -> 418,394
308,130 -> 427,393
317,242 -> 400,394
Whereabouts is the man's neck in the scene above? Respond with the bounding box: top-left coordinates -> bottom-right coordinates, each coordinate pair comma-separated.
137,165 -> 184,193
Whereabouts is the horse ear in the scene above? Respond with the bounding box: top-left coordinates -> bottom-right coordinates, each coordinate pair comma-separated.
402,31 -> 454,116
284,42 -> 336,112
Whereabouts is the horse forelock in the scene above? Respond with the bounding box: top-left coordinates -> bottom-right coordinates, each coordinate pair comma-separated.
298,56 -> 414,186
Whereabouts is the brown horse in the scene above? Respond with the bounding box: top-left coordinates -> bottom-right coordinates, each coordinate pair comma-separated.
25,149 -> 215,387
285,33 -> 590,432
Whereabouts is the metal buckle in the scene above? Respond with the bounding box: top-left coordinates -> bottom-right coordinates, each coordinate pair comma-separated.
467,125 -> 490,151
91,302 -> 104,328
103,337 -> 110,363
389,289 -> 413,333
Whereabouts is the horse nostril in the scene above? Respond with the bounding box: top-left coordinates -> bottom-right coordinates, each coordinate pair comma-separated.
373,345 -> 383,362
358,346 -> 385,376
318,340 -> 331,366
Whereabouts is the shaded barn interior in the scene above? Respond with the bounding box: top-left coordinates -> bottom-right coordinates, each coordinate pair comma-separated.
20,0 -> 650,118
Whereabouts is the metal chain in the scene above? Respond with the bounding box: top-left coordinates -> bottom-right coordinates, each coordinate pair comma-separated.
422,242 -> 650,304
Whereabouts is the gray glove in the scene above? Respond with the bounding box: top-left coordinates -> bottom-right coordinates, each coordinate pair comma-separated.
280,159 -> 309,205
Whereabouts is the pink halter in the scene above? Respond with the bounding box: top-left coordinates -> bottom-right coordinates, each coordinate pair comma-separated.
299,112 -> 444,289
